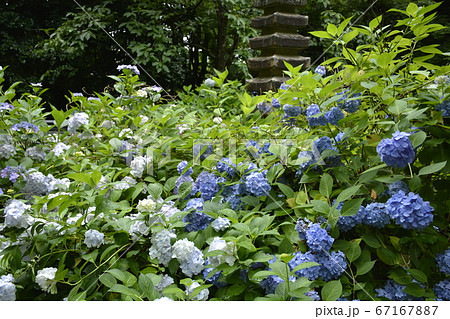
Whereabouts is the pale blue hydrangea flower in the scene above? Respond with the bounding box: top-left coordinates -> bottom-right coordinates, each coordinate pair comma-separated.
52,142 -> 70,156
195,171 -> 222,200
295,217 -> 313,240
11,121 -> 39,133
376,131 -> 415,168
436,249 -> 450,275
117,64 -> 140,75
35,267 -> 58,293
84,229 -> 105,248
207,237 -> 236,267
216,157 -> 236,177
204,78 -> 216,87
387,180 -> 410,197
288,251 -> 321,281
0,144 -> 16,159
1,166 -> 25,182
177,160 -> 193,176
155,274 -> 174,292
130,155 -> 149,178
211,217 -> 231,232
172,238 -> 204,277
67,112 -> 89,134
272,98 -> 281,109
295,151 -> 317,179
317,251 -> 347,281
376,280 -> 412,301
149,229 -> 176,266
0,102 -> 14,111
257,102 -> 272,115
315,65 -> 326,76
305,290 -> 321,301
306,104 -> 326,127
4,199 -> 32,228
25,146 -> 46,161
0,274 -> 16,301
312,136 -> 341,166
386,191 -> 434,230
185,281 -> 209,300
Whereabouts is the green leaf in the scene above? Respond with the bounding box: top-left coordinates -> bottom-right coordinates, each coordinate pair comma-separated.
67,172 -> 94,187
99,273 -> 117,288
409,131 -> 426,148
81,250 -> 98,263
388,100 -> 407,115
369,15 -> 382,30
227,284 -> 245,297
51,106 -> 66,127
405,269 -> 427,284
109,284 -> 141,300
418,161 -> 447,176
336,185 -> 361,204
90,170 -> 102,187
388,269 -> 412,285
147,183 -> 163,200
362,233 -> 381,248
346,241 -> 361,262
277,183 -> 294,199
406,2 -> 419,16
356,261 -> 376,276
292,261 -> 320,274
107,269 -> 127,283
404,283 -> 425,297
342,29 -> 359,43
321,280 -> 342,301
340,198 -> 364,216
319,173 -> 333,199
311,200 -> 330,214
337,17 -> 353,36
139,274 -> 159,300
309,31 -> 333,39
327,23 -> 338,36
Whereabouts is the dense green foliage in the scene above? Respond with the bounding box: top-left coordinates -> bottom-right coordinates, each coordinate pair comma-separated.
0,2 -> 449,301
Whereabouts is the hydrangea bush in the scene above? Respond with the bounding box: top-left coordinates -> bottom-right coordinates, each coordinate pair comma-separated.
0,3 -> 449,301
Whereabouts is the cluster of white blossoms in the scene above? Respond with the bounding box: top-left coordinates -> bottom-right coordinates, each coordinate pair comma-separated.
129,214 -> 150,241
4,199 -> 33,228
119,128 -> 133,139
67,112 -> 89,134
172,239 -> 204,277
155,274 -> 174,292
35,267 -> 57,293
207,237 -> 236,267
0,274 -> 16,301
211,217 -> 231,232
130,155 -> 150,178
176,124 -> 190,135
113,176 -> 137,190
52,142 -> 71,156
148,229 -> 176,266
185,281 -> 209,301
136,197 -> 156,213
22,171 -> 69,196
84,229 -> 105,248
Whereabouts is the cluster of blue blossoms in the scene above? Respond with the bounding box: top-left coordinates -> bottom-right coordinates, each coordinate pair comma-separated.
433,249 -> 450,300
376,131 -> 415,168
336,90 -> 362,113
306,104 -> 344,127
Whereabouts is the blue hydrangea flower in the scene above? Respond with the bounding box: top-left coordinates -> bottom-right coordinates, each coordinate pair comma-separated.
336,202 -> 364,232
361,202 -> 391,228
1,166 -> 25,183
0,274 -> 16,301
376,131 -> 415,168
305,223 -> 334,252
259,274 -> 284,295
257,102 -> 272,115
204,78 -> 216,87
288,251 -> 321,281
216,157 -> 236,177
312,136 -> 341,166
272,98 -> 281,109
203,261 -> 224,287
183,198 -> 213,232
0,102 -> 14,112
295,217 -> 313,240
315,65 -> 326,76
174,174 -> 196,197
325,107 -> 344,125
386,191 -> 434,230
195,171 -> 221,200
305,290 -> 321,301
11,121 -> 39,133
434,75 -> 450,85
283,104 -> 303,119
0,188 -> 3,195
387,180 -> 410,197
280,83 -> 292,90
306,104 -> 326,127
335,132 -> 347,143
244,171 -> 271,197
177,161 -> 193,176
317,250 -> 347,281
337,91 -> 362,113
376,280 -> 413,301
436,249 -> 450,275
435,99 -> 450,117
433,279 -> 450,300
295,151 -> 317,180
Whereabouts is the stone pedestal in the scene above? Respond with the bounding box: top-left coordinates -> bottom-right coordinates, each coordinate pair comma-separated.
247,0 -> 310,93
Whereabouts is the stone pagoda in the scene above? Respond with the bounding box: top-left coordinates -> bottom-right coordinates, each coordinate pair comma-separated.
247,0 -> 310,93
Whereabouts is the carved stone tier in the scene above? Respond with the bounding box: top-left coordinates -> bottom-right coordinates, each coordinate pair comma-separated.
247,0 -> 310,93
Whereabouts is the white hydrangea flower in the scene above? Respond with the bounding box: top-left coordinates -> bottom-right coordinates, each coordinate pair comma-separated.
0,144 -> 16,159
158,201 -> 180,221
140,115 -> 149,125
52,142 -> 70,156
35,267 -> 58,293
211,217 -> 231,231
155,274 -> 174,292
207,237 -> 236,267
130,155 -> 149,178
0,274 -> 16,301
67,112 -> 89,134
84,229 -> 105,248
119,128 -> 133,138
185,281 -> 209,301
135,89 -> 148,98
113,176 -> 137,190
172,239 -> 204,277
213,117 -> 223,124
129,220 -> 150,241
137,198 -> 156,213
4,199 -> 32,228
176,124 -> 190,134
149,229 -> 176,266
67,213 -> 83,224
